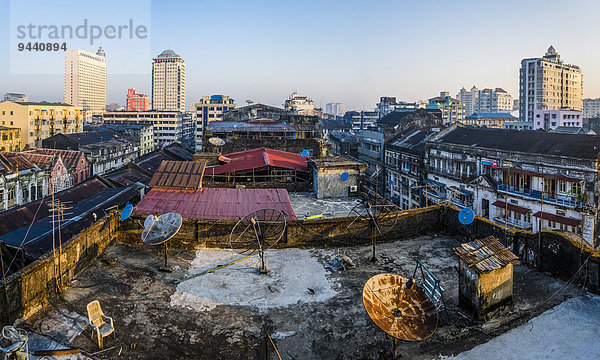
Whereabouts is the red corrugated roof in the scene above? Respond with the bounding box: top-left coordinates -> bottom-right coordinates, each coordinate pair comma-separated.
205,148 -> 308,175
134,187 -> 298,220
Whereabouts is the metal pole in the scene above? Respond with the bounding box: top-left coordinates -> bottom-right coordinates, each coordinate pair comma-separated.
392,338 -> 397,360
164,242 -> 168,268
0,249 -> 11,324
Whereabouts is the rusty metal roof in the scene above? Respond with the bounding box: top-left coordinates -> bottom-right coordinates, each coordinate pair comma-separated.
363,273 -> 438,341
27,148 -> 85,169
134,187 -> 298,220
454,236 -> 520,274
205,148 -> 308,175
148,161 -> 206,190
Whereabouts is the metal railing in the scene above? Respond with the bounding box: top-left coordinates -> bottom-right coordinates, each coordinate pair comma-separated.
493,216 -> 533,230
497,183 -> 581,208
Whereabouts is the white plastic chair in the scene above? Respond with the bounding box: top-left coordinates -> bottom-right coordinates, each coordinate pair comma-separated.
86,300 -> 115,348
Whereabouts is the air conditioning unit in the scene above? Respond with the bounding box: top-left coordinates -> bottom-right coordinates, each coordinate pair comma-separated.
349,185 -> 358,193
556,210 -> 566,216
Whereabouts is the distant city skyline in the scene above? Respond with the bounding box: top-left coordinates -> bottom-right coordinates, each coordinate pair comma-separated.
1,0 -> 600,111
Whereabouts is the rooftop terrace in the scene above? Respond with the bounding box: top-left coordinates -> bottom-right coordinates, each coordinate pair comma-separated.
18,234 -> 587,359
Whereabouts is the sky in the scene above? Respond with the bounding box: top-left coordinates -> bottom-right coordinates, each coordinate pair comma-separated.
0,0 -> 599,111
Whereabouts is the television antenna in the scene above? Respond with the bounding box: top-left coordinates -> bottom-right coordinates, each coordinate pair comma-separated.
229,208 -> 287,274
48,198 -> 72,288
347,202 -> 399,261
142,213 -> 183,272
363,273 -> 438,359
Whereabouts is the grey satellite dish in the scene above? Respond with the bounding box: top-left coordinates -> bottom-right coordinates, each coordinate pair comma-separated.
141,213 -> 183,272
208,137 -> 225,146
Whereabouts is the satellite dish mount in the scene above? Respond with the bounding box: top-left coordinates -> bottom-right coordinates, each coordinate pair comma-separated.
141,213 -> 183,272
229,209 -> 287,274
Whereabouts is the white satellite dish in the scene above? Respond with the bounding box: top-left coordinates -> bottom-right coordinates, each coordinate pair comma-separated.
208,137 -> 225,146
141,213 -> 183,272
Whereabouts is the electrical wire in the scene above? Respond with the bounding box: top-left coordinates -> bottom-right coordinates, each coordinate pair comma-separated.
2,191 -> 47,278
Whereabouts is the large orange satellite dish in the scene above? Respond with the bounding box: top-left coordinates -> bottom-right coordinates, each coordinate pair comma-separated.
362,273 -> 438,341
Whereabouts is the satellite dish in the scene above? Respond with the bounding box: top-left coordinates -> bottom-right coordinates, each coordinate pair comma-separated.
229,208 -> 287,274
120,204 -> 133,221
363,273 -> 438,356
143,214 -> 156,233
209,137 -> 225,146
458,207 -> 475,225
141,213 -> 183,272
348,202 -> 399,261
340,172 -> 350,181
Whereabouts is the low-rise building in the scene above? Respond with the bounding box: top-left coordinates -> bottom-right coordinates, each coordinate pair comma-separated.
504,121 -> 534,131
532,108 -> 583,131
285,92 -> 315,115
328,132 -> 359,158
0,126 -> 21,151
426,126 -> 600,246
102,110 -> 184,147
203,119 -> 321,155
0,153 -> 49,210
583,98 -> 600,119
427,92 -> 465,125
351,111 -> 379,132
26,148 -> 90,185
384,129 -> 439,209
309,156 -> 367,199
126,88 -> 150,111
3,93 -> 27,102
358,109 -> 443,197
86,123 -> 154,156
464,112 -> 518,128
0,101 -> 85,149
42,130 -> 139,175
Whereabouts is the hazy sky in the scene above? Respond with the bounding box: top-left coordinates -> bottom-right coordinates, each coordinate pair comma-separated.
0,0 -> 599,111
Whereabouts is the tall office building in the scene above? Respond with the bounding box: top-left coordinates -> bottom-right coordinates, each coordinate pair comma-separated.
519,46 -> 583,123
64,47 -> 107,116
152,50 -> 186,112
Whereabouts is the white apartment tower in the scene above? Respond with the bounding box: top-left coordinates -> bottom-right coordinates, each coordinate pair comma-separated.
64,47 -> 107,116
457,86 -> 513,116
152,50 -> 186,112
519,46 -> 583,123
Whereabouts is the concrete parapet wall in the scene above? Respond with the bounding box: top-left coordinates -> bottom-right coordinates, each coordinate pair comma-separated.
0,212 -> 118,326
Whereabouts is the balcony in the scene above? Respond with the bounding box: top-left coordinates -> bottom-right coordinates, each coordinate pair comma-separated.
493,216 -> 533,231
497,183 -> 581,208
426,166 -> 472,183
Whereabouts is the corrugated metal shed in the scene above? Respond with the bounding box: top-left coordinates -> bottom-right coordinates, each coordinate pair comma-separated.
134,188 -> 298,220
454,236 -> 519,274
205,148 -> 308,175
148,161 -> 206,190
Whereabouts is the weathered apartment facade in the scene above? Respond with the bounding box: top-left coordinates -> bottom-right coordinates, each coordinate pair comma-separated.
384,129 -> 438,209
425,126 -> 600,246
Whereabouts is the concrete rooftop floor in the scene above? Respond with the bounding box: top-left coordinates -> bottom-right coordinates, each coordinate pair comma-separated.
18,234 -> 585,360
288,192 -> 364,219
